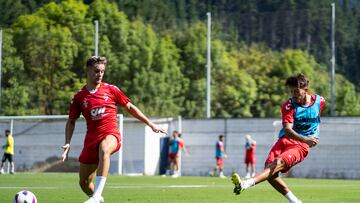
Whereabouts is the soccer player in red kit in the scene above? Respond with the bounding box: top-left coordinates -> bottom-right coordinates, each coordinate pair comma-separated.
231,74 -> 325,203
244,134 -> 256,178
61,56 -> 166,203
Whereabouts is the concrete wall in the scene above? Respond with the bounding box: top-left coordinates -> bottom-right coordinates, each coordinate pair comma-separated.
180,117 -> 360,179
0,119 -> 86,171
0,117 -> 358,179
0,116 -> 175,175
180,118 -> 276,177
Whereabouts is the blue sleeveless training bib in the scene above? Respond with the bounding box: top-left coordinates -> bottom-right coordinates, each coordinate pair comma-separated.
279,95 -> 321,138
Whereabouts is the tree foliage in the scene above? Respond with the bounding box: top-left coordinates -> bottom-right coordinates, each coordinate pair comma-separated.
116,0 -> 360,91
1,0 -> 359,117
1,30 -> 30,115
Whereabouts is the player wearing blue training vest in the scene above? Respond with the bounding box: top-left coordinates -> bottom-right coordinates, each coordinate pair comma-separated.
231,74 -> 326,203
168,131 -> 187,177
210,135 -> 227,178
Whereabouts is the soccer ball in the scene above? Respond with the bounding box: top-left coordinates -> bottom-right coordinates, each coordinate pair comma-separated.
13,190 -> 37,203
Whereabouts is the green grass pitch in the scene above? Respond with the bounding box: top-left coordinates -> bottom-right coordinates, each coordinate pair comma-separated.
0,173 -> 359,202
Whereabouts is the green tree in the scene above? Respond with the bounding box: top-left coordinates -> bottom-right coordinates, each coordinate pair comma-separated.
0,0 -> 28,28
1,29 -> 30,115
12,12 -> 78,114
237,45 -> 281,117
212,41 -> 257,117
88,0 -> 185,116
3,0 -> 360,117
334,74 -> 360,116
174,23 -> 207,118
36,0 -> 93,79
87,0 -> 131,88
0,0 -> 62,28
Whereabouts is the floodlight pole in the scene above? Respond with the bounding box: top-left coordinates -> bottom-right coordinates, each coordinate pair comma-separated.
206,12 -> 211,118
330,3 -> 335,116
94,20 -> 99,56
0,29 -> 2,114
178,115 -> 182,134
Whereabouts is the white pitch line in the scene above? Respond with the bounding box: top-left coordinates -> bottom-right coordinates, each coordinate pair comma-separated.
163,185 -> 208,188
107,185 -> 208,189
0,186 -> 58,189
0,184 -> 229,190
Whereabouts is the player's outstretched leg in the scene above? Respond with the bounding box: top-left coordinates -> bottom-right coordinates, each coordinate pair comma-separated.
231,172 -> 244,195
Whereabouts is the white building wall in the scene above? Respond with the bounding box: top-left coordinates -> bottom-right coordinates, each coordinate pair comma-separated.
120,122 -> 146,174
144,124 -> 169,175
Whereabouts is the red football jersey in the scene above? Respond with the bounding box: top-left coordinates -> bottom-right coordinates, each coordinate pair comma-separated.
245,141 -> 256,164
69,82 -> 130,149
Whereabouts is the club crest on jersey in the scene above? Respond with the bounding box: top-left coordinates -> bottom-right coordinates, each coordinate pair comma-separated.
104,95 -> 109,101
91,107 -> 106,120
285,100 -> 292,110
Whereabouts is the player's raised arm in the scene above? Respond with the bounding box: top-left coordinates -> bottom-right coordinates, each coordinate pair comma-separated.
221,147 -> 227,158
283,123 -> 318,147
125,102 -> 166,134
62,118 -> 76,162
179,137 -> 189,156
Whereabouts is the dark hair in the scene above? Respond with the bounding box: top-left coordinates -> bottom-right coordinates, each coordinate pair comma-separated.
86,56 -> 107,69
219,134 -> 224,139
5,129 -> 10,133
285,73 -> 309,89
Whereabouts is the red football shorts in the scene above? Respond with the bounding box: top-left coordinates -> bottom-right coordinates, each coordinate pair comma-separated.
79,134 -> 121,164
265,135 -> 309,173
216,157 -> 224,167
168,153 -> 178,160
245,152 -> 256,164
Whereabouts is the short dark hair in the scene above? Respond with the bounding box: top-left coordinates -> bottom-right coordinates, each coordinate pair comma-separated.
86,56 -> 107,69
285,73 -> 309,89
219,134 -> 224,139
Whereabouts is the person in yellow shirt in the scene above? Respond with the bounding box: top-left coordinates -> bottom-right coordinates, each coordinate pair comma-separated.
1,129 -> 15,174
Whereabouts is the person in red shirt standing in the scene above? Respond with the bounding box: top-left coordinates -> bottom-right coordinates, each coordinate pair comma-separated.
61,56 -> 166,203
244,134 -> 256,178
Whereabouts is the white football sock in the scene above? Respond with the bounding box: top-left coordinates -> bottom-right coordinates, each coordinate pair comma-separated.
242,178 -> 255,189
285,191 -> 300,203
93,176 -> 107,199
